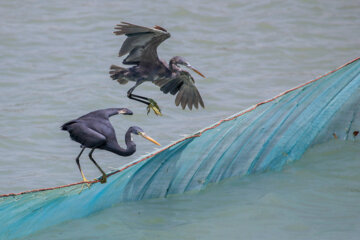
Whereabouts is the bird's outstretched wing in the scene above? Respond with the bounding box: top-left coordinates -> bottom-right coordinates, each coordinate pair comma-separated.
114,22 -> 170,66
155,72 -> 205,110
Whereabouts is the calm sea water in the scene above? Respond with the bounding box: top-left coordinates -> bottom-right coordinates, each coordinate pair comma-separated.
0,0 -> 359,238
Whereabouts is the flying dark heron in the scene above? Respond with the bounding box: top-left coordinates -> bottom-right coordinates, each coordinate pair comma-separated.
61,108 -> 160,184
109,22 -> 206,116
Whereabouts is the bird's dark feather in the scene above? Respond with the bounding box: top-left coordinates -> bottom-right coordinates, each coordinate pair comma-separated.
66,122 -> 107,149
61,120 -> 77,131
123,47 -> 144,65
159,71 -> 204,110
114,22 -> 170,67
109,65 -> 129,84
160,78 -> 183,95
62,108 -> 137,153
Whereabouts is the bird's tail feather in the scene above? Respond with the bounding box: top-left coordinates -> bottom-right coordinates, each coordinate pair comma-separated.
109,65 -> 129,84
61,120 -> 77,131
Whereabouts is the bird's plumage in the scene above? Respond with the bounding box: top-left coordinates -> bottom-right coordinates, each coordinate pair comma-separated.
114,22 -> 170,66
61,108 -> 132,154
155,70 -> 205,110
110,22 -> 205,112
63,122 -> 107,149
62,108 -> 160,183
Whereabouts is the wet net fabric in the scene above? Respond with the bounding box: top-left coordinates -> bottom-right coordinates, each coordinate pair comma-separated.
1,58 -> 359,239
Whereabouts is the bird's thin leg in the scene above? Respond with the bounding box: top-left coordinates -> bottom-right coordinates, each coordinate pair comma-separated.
88,149 -> 107,184
127,81 -> 151,105
127,81 -> 162,116
76,146 -> 90,183
129,94 -> 149,100
128,94 -> 150,105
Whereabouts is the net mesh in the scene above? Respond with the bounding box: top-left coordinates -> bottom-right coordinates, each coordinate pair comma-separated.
1,58 -> 359,239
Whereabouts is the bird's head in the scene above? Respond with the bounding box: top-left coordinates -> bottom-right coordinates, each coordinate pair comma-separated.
117,108 -> 133,115
170,56 -> 206,78
130,126 -> 161,146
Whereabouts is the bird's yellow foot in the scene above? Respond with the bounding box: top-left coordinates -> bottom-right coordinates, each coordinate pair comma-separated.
147,99 -> 162,116
83,179 -> 92,187
78,179 -> 92,194
81,175 -> 93,187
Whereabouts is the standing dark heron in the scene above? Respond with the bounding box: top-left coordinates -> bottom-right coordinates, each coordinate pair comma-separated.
61,108 -> 160,184
109,22 -> 206,116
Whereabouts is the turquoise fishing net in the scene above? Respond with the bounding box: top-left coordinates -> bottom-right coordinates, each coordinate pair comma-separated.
1,58 -> 359,239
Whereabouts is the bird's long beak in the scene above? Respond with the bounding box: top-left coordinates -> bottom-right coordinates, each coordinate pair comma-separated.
138,132 -> 161,146
186,64 -> 206,78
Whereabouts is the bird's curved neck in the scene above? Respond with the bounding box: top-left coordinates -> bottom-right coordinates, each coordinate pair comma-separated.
124,130 -> 136,154
106,129 -> 136,157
